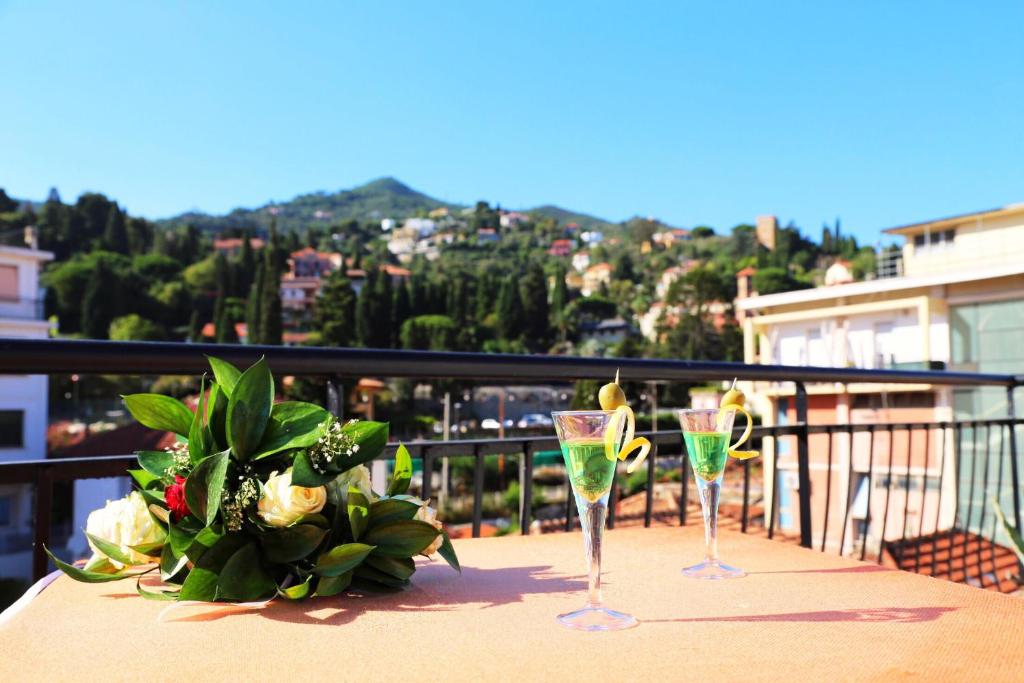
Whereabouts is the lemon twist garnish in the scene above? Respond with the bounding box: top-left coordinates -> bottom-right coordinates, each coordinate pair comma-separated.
598,369 -> 652,471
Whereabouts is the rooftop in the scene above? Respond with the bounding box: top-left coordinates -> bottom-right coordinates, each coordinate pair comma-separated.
883,202 -> 1024,235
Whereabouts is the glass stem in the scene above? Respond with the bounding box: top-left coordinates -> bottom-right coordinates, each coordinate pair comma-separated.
700,480 -> 721,564
580,499 -> 607,607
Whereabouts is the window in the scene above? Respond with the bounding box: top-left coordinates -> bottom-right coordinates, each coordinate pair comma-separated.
913,229 -> 956,252
0,265 -> 17,299
0,496 -> 10,526
852,393 -> 936,410
0,410 -> 24,447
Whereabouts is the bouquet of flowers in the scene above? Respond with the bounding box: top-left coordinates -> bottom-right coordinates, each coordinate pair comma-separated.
47,356 -> 459,602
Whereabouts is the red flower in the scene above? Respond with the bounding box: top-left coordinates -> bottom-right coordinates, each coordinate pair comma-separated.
165,475 -> 189,522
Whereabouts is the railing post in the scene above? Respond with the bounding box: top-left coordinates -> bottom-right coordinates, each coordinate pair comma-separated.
471,443 -> 484,538
32,465 -> 53,582
795,382 -> 813,548
1008,385 -> 1022,533
519,442 -> 534,536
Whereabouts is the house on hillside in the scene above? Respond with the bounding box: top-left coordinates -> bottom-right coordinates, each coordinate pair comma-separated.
548,239 -> 573,257
476,228 -> 499,243
579,317 -> 632,345
571,251 -> 591,273
500,211 -> 528,228
581,262 -> 613,296
213,237 -> 265,257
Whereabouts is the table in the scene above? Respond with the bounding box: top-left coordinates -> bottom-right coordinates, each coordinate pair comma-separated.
2,526 -> 1023,682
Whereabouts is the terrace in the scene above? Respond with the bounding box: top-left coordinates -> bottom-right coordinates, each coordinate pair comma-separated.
1,338 -> 1022,678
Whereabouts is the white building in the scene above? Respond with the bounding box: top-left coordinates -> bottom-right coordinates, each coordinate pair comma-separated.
0,245 -> 55,580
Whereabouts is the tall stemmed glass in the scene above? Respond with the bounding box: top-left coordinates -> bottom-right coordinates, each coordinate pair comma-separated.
678,407 -> 751,579
551,410 -> 638,631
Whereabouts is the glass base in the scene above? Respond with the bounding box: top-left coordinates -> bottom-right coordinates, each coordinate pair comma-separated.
556,605 -> 639,631
681,560 -> 746,580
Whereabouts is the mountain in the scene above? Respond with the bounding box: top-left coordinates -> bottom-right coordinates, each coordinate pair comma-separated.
160,177 -> 459,233
525,205 -> 615,231
157,177 -> 621,234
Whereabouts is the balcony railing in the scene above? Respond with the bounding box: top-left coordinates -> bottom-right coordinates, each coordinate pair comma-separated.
0,296 -> 45,321
0,338 -> 1020,587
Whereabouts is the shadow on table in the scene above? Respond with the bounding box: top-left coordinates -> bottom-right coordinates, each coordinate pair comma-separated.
148,563 -> 585,627
649,606 -> 957,624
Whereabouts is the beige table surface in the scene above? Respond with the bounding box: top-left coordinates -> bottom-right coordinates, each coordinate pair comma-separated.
2,526 -> 1023,682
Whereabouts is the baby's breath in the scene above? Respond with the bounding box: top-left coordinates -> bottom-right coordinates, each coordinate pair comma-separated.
164,441 -> 192,477
307,416 -> 359,473
221,478 -> 259,532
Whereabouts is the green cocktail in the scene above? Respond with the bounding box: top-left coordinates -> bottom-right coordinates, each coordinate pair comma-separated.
560,439 -> 616,502
683,431 -> 730,482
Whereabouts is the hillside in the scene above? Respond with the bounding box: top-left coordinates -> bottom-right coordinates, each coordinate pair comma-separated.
160,177 -> 459,233
158,177 -> 621,234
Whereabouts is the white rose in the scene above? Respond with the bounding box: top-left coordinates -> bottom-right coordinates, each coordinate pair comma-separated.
257,468 -> 327,527
86,491 -> 166,568
326,465 -> 376,506
414,503 -> 444,556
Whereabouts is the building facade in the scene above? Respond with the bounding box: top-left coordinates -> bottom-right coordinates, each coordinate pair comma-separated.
736,204 -> 1024,557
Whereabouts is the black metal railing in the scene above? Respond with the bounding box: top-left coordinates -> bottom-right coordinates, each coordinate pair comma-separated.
0,338 -> 1020,587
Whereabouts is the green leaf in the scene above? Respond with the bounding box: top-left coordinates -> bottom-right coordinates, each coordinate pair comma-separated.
388,443 -> 413,495
226,357 -> 274,460
367,498 -> 420,527
291,450 -> 335,487
137,450 -> 173,478
123,394 -> 194,437
278,576 -> 313,600
208,382 -> 229,451
313,543 -> 375,577
136,577 -> 179,601
252,402 -> 330,460
184,450 -> 230,527
188,375 -> 212,463
348,489 -> 369,540
437,531 -> 461,573
217,543 -> 276,601
315,571 -> 352,597
340,420 -> 389,468
365,555 -> 416,580
83,554 -> 117,573
258,524 -> 328,563
994,499 -> 1024,565
292,513 -> 330,528
206,356 -> 241,396
178,534 -> 246,601
160,543 -> 188,582
128,468 -> 161,490
354,564 -> 410,589
139,487 -> 166,509
45,547 -> 138,583
127,540 -> 165,559
364,519 -> 441,558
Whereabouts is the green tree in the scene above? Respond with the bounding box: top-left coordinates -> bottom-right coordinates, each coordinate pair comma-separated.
109,314 -> 166,341
550,264 -> 569,341
752,267 -> 812,295
392,279 -> 412,338
0,188 -> 18,213
188,309 -> 203,342
259,247 -> 282,345
495,276 -> 524,341
612,252 -> 636,282
103,206 -> 128,253
519,262 -> 550,350
372,269 -> 394,347
216,302 -> 239,344
81,260 -> 120,338
400,314 -> 457,350
246,259 -> 265,343
316,272 -> 357,347
355,270 -> 376,347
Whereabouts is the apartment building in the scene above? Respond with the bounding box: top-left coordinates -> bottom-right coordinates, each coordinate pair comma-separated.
736,204 -> 1024,556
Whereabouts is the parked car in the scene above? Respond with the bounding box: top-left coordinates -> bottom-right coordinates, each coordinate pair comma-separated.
517,413 -> 554,429
481,418 -> 502,430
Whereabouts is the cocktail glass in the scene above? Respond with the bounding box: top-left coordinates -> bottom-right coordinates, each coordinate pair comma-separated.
551,410 -> 638,631
677,407 -> 751,579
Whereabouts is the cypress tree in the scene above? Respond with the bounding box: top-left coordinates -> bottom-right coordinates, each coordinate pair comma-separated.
372,269 -> 393,347
259,247 -> 282,345
495,276 -> 524,341
520,261 -> 550,350
216,299 -> 238,344
239,230 -> 255,294
355,269 -> 376,347
188,309 -> 203,342
392,279 -> 412,345
315,272 -> 357,347
103,206 -> 128,253
246,259 -> 265,344
81,261 -> 119,338
550,264 -> 568,341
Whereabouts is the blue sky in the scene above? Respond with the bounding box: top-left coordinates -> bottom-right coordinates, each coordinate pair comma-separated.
1,1 -> 1021,244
